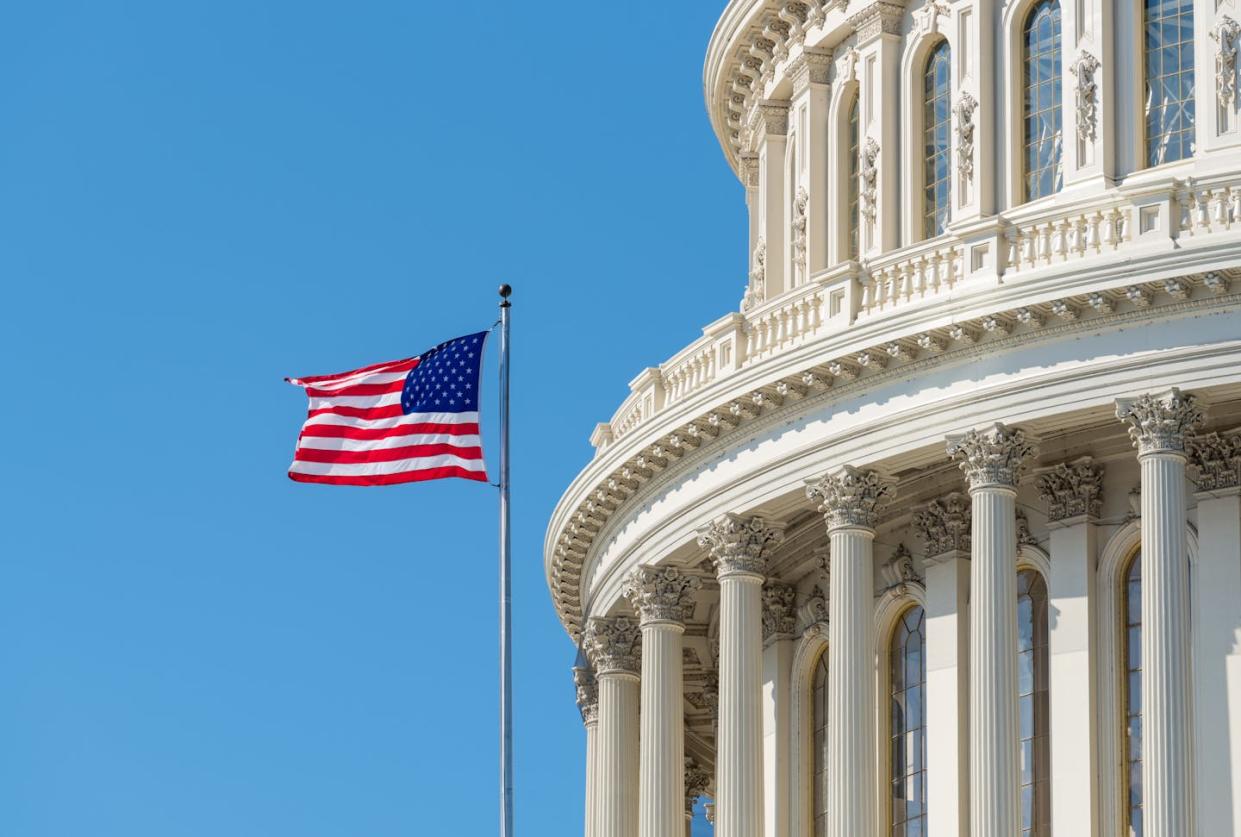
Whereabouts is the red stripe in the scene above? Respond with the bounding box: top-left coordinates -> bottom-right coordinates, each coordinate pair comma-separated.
293,442 -> 483,464
306,404 -> 404,421
288,466 -> 488,486
304,378 -> 407,398
287,356 -> 419,386
299,422 -> 480,440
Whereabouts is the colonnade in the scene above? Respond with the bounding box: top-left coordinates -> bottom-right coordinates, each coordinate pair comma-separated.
576,389 -> 1218,837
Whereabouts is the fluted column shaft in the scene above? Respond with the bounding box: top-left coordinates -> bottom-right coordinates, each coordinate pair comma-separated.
584,718 -> 599,837
1139,452 -> 1192,835
637,621 -> 685,837
968,485 -> 1020,836
597,672 -> 641,837
697,514 -> 784,837
717,570 -> 765,837
585,617 -> 643,837
1117,389 -> 1203,837
948,424 -> 1037,837
807,465 -> 895,837
828,525 -> 877,837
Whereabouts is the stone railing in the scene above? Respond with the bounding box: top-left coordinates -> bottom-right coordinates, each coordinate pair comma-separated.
593,175 -> 1241,455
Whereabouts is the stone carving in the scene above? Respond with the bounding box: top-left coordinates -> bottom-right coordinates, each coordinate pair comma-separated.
685,757 -> 712,814
623,565 -> 702,625
702,669 -> 719,723
881,544 -> 921,592
778,2 -> 810,43
573,665 -> 598,725
743,237 -> 767,312
861,138 -> 880,224
848,1 -> 905,43
915,0 -> 950,35
1116,388 -> 1205,455
761,581 -> 797,640
1212,16 -> 1241,110
914,492 -> 971,556
798,583 -> 829,629
1071,51 -> 1101,142
947,423 -> 1039,489
758,99 -> 791,136
791,187 -> 809,279
1036,458 -> 1104,521
583,616 -> 642,675
836,46 -> 859,84
696,514 -> 785,578
806,465 -> 895,530
1189,431 -> 1241,491
1016,509 -> 1039,547
955,92 -> 978,182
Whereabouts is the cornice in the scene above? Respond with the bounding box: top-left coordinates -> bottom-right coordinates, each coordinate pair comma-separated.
546,283 -> 1241,638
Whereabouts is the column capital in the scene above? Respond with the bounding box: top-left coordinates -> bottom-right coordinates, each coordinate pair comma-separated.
584,616 -> 642,677
573,665 -> 599,726
806,465 -> 895,531
913,491 -> 971,559
622,565 -> 702,627
1036,457 -> 1104,522
761,580 -> 797,642
947,423 -> 1039,490
1116,387 -> 1205,456
684,757 -> 711,816
696,513 -> 785,579
756,99 -> 791,136
789,46 -> 833,94
1189,431 -> 1241,492
738,151 -> 760,190
847,1 -> 904,44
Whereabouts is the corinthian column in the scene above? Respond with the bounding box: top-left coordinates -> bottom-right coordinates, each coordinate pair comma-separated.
696,514 -> 785,837
947,424 -> 1038,837
806,466 -> 895,837
584,616 -> 642,837
623,566 -> 702,837
574,666 -> 600,837
1116,388 -> 1205,837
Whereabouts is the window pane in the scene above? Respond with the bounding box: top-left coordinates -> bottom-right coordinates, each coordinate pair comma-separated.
813,649 -> 829,837
1124,552 -> 1144,835
1017,569 -> 1050,836
922,42 -> 952,238
1144,0 -> 1196,166
847,95 -> 860,260
890,606 -> 927,835
1022,0 -> 1063,202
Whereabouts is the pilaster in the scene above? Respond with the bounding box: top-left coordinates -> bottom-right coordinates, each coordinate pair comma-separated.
575,666 -> 601,837
1116,388 -> 1205,837
1061,0 -> 1116,187
914,493 -> 972,837
761,581 -> 796,837
757,100 -> 792,298
850,2 -> 902,255
789,48 -> 833,278
807,465 -> 895,837
947,423 -> 1038,837
1188,433 -> 1241,834
1036,457 -> 1105,837
696,514 -> 784,837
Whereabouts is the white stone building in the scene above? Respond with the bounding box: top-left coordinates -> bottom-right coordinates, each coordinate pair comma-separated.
545,1 -> 1241,835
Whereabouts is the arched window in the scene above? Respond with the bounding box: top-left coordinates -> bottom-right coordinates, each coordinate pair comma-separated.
812,648 -> 829,837
1018,568 -> 1051,835
1144,0 -> 1195,166
922,41 -> 952,238
890,606 -> 927,836
848,94 -> 861,260
1022,0 -> 1063,201
1123,551 -> 1144,836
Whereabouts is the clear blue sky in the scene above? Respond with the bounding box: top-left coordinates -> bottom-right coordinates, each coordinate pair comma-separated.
0,2 -> 742,835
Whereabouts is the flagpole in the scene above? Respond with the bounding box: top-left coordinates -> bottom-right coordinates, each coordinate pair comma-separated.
498,283 -> 514,837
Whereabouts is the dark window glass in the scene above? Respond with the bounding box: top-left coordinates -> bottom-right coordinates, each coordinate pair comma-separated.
813,648 -> 828,837
891,606 -> 927,836
923,42 -> 952,238
1144,0 -> 1195,166
1018,569 -> 1052,836
1023,0 -> 1063,201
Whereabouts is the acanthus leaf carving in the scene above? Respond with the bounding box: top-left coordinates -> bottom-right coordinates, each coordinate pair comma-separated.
806,465 -> 895,530
947,423 -> 1039,490
1035,457 -> 1104,521
1188,431 -> 1241,491
1212,16 -> 1241,111
696,513 -> 785,578
880,543 -> 922,593
583,615 -> 642,676
1071,50 -> 1101,142
955,91 -> 978,183
623,565 -> 702,625
1116,388 -> 1205,456
761,581 -> 797,640
913,492 -> 972,556
572,665 -> 598,725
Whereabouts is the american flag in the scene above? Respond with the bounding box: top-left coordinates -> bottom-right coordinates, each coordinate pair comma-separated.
285,331 -> 490,486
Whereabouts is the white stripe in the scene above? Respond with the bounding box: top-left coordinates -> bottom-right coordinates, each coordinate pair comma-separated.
302,369 -> 411,392
289,360 -> 415,389
302,410 -> 480,429
307,391 -> 403,411
296,433 -> 481,452
289,453 -> 486,477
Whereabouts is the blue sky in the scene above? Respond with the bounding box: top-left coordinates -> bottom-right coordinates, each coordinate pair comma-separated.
0,2 -> 741,835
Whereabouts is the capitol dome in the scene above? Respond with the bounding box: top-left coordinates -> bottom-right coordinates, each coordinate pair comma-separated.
548,1 -> 1241,836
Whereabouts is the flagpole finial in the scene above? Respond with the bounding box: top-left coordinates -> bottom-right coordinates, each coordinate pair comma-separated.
499,283 -> 512,303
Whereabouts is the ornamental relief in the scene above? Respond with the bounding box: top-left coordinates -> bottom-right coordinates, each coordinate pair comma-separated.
947,423 -> 1039,489
1071,50 -> 1101,142
1212,15 -> 1241,111
955,92 -> 978,184
1116,388 -> 1205,455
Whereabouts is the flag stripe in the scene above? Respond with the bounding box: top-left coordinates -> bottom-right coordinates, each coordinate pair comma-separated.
303,378 -> 408,398
296,432 -> 481,452
286,357 -> 418,386
299,421 -> 479,440
289,466 -> 488,486
289,452 -> 487,476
